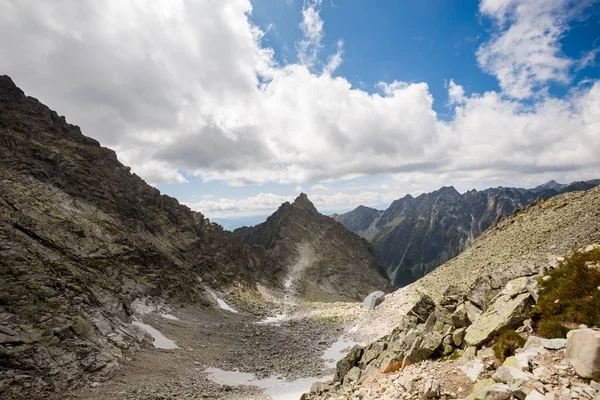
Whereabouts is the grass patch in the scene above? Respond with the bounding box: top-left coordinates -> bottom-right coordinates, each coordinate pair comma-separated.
533,248 -> 600,338
70,316 -> 91,337
441,351 -> 461,361
493,330 -> 525,362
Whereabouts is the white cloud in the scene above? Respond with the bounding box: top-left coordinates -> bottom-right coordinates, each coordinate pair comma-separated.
323,39 -> 344,75
0,0 -> 599,215
477,0 -> 594,99
297,0 -> 324,67
447,79 -> 466,105
186,189 -> 399,218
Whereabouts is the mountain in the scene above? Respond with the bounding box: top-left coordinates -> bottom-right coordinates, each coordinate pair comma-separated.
234,194 -> 392,301
335,180 -> 600,288
531,179 -> 566,192
0,75 -> 280,396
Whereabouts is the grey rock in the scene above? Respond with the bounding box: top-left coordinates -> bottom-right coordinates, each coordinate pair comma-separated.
492,366 -> 537,400
465,292 -> 533,347
566,329 -> 600,379
424,378 -> 441,399
542,338 -> 567,350
452,304 -> 470,328
453,327 -> 467,347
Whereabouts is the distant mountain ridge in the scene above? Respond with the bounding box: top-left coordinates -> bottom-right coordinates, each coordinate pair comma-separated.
234,194 -> 392,301
334,180 -> 600,287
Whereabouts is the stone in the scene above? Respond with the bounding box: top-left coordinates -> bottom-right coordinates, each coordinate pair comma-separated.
492,366 -> 537,400
526,391 -> 547,400
464,293 -> 533,347
482,384 -> 513,400
503,353 -> 529,371
461,360 -> 485,382
453,328 -> 467,347
424,378 -> 441,398
532,366 -> 553,382
565,329 -> 600,379
452,304 -> 470,328
542,339 -> 567,350
343,367 -> 361,385
465,301 -> 484,324
501,277 -> 530,298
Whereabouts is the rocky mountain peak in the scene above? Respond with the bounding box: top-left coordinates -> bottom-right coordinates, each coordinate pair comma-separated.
0,75 -> 24,96
292,192 -> 318,213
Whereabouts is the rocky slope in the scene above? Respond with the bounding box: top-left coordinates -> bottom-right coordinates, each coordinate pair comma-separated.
0,75 -> 281,398
335,182 -> 599,288
234,194 -> 392,301
304,185 -> 600,399
304,232 -> 600,400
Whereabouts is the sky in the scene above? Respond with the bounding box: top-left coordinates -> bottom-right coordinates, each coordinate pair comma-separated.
1,0 -> 599,226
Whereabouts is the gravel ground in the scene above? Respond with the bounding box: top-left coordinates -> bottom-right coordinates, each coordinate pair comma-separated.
55,303 -> 347,400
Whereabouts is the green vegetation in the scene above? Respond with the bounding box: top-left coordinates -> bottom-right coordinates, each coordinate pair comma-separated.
441,351 -> 461,361
493,330 -> 525,362
533,248 -> 600,338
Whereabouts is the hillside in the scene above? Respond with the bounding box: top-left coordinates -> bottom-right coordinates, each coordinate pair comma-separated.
305,186 -> 600,400
335,182 -> 599,287
0,75 -> 280,396
234,194 -> 392,301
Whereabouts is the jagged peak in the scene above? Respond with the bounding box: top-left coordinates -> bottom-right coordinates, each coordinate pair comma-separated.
0,75 -> 25,97
291,193 -> 318,213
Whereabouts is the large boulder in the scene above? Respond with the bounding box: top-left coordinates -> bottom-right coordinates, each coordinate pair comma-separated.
565,328 -> 600,379
464,292 -> 532,347
492,366 -> 537,400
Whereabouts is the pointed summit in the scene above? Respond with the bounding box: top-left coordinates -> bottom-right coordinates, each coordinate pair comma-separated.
292,192 -> 318,213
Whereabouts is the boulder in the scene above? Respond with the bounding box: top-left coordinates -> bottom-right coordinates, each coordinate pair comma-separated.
464,293 -> 532,347
492,366 -> 537,400
424,378 -> 441,398
500,277 -> 530,298
525,391 -> 546,400
342,366 -> 361,385
483,384 -> 513,400
465,301 -> 484,324
453,327 -> 466,347
452,303 -> 470,328
565,328 -> 600,379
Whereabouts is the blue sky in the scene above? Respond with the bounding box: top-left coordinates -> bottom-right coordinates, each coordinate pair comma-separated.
1,0 -> 599,227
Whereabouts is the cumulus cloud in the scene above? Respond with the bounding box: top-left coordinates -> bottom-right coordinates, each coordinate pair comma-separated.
477,0 -> 595,99
186,189 -> 399,218
0,0 -> 599,217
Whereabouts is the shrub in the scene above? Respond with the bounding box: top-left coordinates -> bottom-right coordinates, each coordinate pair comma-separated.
493,330 -> 525,362
533,248 -> 600,337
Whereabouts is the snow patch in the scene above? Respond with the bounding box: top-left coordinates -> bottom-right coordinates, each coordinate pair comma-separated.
205,367 -> 331,400
206,289 -> 238,313
131,321 -> 178,349
255,313 -> 288,325
322,336 -> 362,369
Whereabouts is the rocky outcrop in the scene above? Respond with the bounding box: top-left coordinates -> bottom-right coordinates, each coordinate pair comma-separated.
335,182 -> 599,288
0,75 -> 280,397
234,194 -> 392,301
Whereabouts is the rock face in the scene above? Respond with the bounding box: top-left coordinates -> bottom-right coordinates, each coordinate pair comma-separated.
234,194 -> 392,301
0,75 -> 280,397
566,328 -> 600,379
335,183 -> 599,288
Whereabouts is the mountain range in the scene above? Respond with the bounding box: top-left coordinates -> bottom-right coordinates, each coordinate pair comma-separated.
334,180 -> 600,287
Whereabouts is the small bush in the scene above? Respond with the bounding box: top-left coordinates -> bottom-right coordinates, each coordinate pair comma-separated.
493,330 -> 525,362
537,317 -> 570,339
533,248 -> 600,338
70,316 -> 91,337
